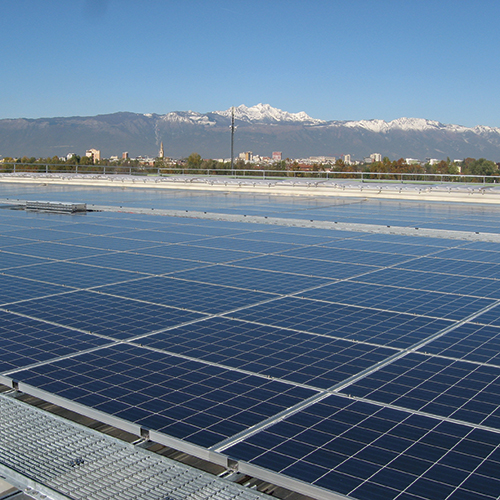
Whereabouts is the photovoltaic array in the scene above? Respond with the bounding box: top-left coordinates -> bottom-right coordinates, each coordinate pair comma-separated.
1,188 -> 500,500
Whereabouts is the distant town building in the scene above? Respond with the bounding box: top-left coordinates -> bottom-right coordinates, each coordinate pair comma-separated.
239,152 -> 253,162
85,149 -> 101,163
309,156 -> 336,164
370,153 -> 382,162
122,152 -> 129,160
342,154 -> 352,165
272,151 -> 282,161
405,158 -> 421,165
159,142 -> 164,159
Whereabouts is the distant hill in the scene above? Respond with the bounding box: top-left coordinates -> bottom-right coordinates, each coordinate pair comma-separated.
2,104 -> 500,161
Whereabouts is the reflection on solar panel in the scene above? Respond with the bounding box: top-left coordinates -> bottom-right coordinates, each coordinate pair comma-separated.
1,185 -> 500,500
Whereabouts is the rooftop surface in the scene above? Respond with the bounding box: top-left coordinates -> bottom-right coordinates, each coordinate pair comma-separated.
0,179 -> 500,499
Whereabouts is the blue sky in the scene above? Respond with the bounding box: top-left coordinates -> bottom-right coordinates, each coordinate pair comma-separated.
2,0 -> 500,127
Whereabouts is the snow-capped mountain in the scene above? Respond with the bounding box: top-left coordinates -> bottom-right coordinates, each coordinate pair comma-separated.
2,105 -> 500,160
211,103 -> 324,124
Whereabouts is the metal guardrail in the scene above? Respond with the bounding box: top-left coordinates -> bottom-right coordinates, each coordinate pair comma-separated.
1,163 -> 500,185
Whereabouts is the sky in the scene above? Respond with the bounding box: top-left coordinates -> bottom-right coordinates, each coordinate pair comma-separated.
2,0 -> 500,127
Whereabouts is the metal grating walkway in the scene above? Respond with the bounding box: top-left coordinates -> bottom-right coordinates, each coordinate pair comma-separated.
0,394 -> 268,500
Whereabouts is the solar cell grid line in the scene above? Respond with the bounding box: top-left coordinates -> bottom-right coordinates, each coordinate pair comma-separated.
130,316 -> 399,390
0,274 -> 69,306
339,352 -> 500,431
2,260 -> 169,288
226,255 -> 382,280
211,296 -> 500,454
133,243 -> 257,264
416,323 -> 500,366
427,247 -> 500,264
223,231 -> 336,246
169,264 -> 336,295
95,276 -> 279,315
2,241 -> 115,260
357,232 -> 478,247
39,221 -> 138,236
272,246 -> 427,267
469,303 -> 500,328
0,251 -> 54,270
6,343 -> 318,449
183,237 -> 306,255
229,296 -> 454,349
0,310 -> 114,374
0,235 -> 35,248
67,252 -> 212,276
463,240 -> 500,252
222,394 -> 500,500
4,290 -> 207,340
318,239 -> 454,256
69,230 -> 216,246
299,281 -> 496,321
396,256 -> 500,280
44,234 -> 173,252
354,267 -> 500,299
2,227 -> 88,242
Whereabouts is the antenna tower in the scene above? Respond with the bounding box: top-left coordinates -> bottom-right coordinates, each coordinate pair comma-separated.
230,106 -> 235,174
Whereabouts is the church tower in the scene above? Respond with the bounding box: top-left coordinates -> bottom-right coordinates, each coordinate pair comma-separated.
159,142 -> 164,159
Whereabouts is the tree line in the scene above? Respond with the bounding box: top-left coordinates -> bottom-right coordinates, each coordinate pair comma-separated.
2,153 -> 499,179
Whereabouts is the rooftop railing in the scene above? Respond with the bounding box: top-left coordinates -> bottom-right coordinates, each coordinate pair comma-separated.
1,163 -> 500,185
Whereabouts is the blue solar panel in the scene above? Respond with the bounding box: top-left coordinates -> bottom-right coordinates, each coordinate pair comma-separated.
97,276 -> 277,314
8,241 -> 112,260
2,189 -> 500,500
76,253 -> 208,275
132,317 -> 397,389
0,251 -> 50,269
301,281 -> 495,320
224,394 -> 500,500
0,310 -> 110,372
231,297 -> 452,348
355,267 -> 500,299
135,244 -> 253,263
171,265 -> 333,294
4,260 -> 145,288
6,290 -> 205,339
340,353 -> 500,428
279,245 -> 415,266
0,274 -> 67,305
11,343 -> 317,447
417,323 -> 500,365
396,257 -> 500,280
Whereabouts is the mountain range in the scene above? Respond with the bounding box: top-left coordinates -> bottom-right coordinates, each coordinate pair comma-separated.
2,103 -> 500,161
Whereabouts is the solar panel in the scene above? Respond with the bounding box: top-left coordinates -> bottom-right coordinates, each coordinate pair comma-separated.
231,297 -> 452,348
223,395 -> 500,500
301,281 -> 495,320
171,264 -> 334,294
133,316 -> 397,389
11,343 -> 316,448
6,290 -> 206,340
340,352 -> 500,428
97,277 -> 277,314
2,187 -> 500,500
